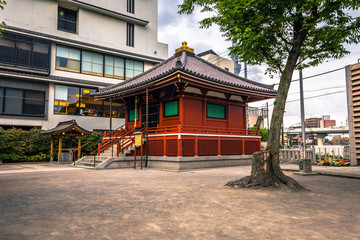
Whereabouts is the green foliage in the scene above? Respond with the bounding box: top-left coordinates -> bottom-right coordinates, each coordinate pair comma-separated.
249,126 -> 268,141
0,127 -> 102,163
0,1 -> 6,38
259,128 -> 268,142
81,131 -> 103,155
0,153 -> 48,163
179,0 -> 360,75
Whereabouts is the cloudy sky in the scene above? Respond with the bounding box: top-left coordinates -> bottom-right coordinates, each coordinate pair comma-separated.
157,0 -> 360,128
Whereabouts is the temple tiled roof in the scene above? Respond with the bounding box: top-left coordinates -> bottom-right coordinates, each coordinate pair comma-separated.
93,49 -> 277,97
42,120 -> 92,135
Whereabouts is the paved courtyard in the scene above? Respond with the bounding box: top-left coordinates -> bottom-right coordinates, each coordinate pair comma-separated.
0,163 -> 359,240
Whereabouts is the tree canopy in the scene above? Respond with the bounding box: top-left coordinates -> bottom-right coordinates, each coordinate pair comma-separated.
179,0 -> 360,75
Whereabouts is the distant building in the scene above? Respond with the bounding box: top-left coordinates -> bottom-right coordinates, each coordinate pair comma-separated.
322,120 -> 336,128
331,135 -> 350,145
305,116 -> 336,128
248,106 -> 268,129
197,50 -> 235,74
305,118 -> 322,128
345,62 -> 360,165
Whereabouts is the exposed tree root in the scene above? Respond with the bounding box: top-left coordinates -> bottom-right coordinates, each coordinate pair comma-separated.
226,151 -> 308,191
225,174 -> 307,191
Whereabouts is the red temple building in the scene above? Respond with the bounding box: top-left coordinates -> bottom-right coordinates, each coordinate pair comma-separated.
77,42 -> 277,170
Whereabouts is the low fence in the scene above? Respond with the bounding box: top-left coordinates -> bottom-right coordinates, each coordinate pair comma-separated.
314,145 -> 350,159
280,148 -> 316,163
280,145 -> 350,163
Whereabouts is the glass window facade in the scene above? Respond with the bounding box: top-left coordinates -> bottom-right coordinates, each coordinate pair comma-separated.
164,100 -> 178,117
82,50 -> 103,76
0,87 -> 46,117
56,45 -> 81,72
54,85 -> 124,118
105,55 -> 125,79
58,7 -> 77,33
125,59 -> 143,80
0,32 -> 50,72
207,103 -> 226,119
55,44 -> 143,80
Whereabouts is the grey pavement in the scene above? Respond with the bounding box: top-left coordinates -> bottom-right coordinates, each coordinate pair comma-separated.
0,163 -> 359,240
281,163 -> 360,179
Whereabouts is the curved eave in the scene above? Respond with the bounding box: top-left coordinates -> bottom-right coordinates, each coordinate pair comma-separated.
42,126 -> 92,135
179,71 -> 277,98
94,69 -> 277,100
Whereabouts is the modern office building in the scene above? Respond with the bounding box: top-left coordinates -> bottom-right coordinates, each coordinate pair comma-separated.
0,0 -> 168,130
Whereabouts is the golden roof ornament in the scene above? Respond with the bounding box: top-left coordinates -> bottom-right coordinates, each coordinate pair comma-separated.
175,41 -> 194,53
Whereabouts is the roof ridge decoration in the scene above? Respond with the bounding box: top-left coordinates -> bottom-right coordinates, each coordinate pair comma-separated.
175,51 -> 188,69
175,41 -> 194,54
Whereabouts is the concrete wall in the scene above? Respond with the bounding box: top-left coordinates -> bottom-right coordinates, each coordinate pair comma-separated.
0,0 -> 168,131
199,53 -> 234,73
3,0 -> 168,60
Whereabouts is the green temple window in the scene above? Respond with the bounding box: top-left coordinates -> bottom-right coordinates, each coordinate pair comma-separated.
164,100 -> 179,117
206,103 -> 226,119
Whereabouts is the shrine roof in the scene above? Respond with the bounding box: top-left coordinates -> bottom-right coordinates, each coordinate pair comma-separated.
42,120 -> 92,135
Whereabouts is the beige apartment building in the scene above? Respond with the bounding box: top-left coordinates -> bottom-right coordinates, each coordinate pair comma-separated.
198,49 -> 235,73
346,62 -> 360,166
0,0 -> 168,130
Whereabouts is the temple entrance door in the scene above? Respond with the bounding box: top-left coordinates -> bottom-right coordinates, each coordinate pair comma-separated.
141,103 -> 159,128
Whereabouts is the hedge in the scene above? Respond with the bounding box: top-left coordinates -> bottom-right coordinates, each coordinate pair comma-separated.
0,127 -> 103,163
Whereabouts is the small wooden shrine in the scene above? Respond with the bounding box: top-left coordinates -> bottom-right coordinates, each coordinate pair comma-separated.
93,42 -> 277,170
42,120 -> 91,161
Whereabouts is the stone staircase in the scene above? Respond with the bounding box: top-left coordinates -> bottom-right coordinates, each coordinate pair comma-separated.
74,139 -> 135,169
74,156 -> 110,168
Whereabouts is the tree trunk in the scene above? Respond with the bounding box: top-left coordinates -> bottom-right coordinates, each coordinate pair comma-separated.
227,43 -> 307,190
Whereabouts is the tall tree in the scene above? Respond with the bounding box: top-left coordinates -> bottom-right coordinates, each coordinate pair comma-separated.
0,0 -> 6,38
179,0 -> 360,189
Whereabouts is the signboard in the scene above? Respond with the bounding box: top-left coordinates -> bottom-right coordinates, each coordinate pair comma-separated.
135,132 -> 142,147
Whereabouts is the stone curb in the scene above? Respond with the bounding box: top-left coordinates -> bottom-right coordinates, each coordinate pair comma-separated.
283,168 -> 360,180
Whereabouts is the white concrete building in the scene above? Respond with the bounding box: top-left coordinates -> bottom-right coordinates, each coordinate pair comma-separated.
197,50 -> 235,73
0,0 -> 168,130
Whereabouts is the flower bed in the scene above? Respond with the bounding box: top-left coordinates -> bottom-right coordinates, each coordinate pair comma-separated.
316,159 -> 350,166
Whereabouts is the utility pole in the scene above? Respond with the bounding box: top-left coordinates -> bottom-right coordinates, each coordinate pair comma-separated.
244,62 -> 247,79
110,97 -> 113,157
299,69 -> 311,173
145,88 -> 149,167
266,102 -> 269,130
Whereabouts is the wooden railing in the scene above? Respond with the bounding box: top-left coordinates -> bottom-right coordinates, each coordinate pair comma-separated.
103,124 -> 126,139
98,127 -> 135,155
146,124 -> 259,136
181,125 -> 259,135
97,124 -> 260,158
116,128 -> 138,157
